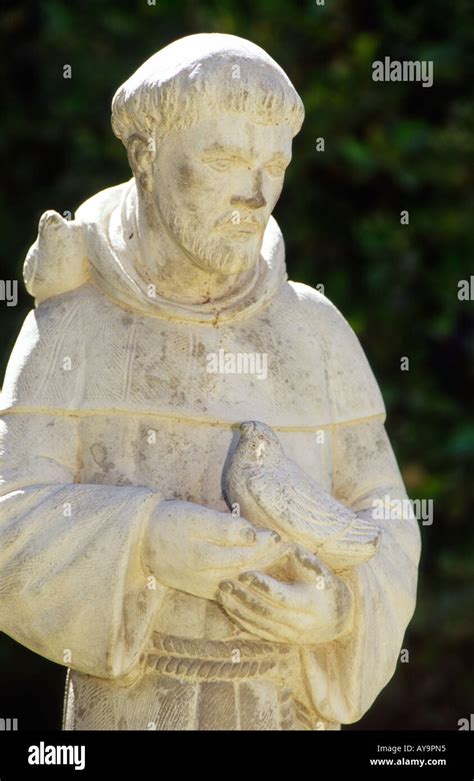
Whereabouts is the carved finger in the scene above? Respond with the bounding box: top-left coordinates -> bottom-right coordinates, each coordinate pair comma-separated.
217,581 -> 312,636
238,570 -> 311,614
194,532 -> 282,571
219,580 -> 273,616
216,591 -> 296,642
190,508 -> 258,546
290,544 -> 335,584
216,608 -> 283,643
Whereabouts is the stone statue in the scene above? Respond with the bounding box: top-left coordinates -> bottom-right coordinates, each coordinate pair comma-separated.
0,33 -> 421,730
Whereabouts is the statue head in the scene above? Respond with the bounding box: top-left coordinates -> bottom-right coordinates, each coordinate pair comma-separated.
111,33 -> 304,276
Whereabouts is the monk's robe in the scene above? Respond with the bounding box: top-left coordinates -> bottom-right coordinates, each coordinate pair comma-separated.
0,182 -> 421,730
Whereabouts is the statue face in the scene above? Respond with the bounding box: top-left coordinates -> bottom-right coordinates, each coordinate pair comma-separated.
151,113 -> 293,276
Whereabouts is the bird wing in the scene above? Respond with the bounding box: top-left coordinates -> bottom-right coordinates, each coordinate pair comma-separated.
246,461 -> 380,566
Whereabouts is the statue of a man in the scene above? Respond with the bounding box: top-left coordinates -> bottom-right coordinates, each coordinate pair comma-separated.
0,33 -> 420,730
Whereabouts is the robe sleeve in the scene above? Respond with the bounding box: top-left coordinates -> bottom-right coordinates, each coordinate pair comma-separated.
301,418 -> 421,723
299,296 -> 421,724
0,306 -> 167,680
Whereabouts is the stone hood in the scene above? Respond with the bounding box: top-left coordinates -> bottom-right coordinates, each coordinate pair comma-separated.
24,179 -> 288,325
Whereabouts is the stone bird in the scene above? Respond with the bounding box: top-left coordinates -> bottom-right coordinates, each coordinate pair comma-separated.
24,210 -> 88,304
224,420 -> 382,570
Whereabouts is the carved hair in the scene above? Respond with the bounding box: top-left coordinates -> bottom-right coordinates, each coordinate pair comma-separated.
111,33 -> 305,148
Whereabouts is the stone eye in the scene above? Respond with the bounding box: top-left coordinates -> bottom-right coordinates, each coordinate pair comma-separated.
207,158 -> 232,172
265,162 -> 286,178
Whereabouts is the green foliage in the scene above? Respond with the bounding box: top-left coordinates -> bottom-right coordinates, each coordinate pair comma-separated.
0,0 -> 472,729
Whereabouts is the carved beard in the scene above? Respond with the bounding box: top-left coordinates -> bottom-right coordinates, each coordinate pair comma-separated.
161,202 -> 262,276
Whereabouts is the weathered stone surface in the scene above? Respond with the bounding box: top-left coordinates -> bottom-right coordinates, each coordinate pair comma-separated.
0,33 -> 421,730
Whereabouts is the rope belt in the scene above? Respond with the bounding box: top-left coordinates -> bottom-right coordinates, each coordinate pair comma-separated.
145,633 -> 294,682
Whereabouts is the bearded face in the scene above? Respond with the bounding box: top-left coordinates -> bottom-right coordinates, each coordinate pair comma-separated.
148,114 -> 293,276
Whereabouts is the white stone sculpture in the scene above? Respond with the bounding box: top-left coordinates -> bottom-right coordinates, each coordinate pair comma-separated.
0,33 -> 421,730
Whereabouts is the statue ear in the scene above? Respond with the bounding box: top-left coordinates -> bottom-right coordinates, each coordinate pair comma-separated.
127,134 -> 155,192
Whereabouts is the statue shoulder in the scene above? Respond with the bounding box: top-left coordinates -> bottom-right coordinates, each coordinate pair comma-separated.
286,280 -> 386,423
288,280 -> 346,321
288,280 -> 365,348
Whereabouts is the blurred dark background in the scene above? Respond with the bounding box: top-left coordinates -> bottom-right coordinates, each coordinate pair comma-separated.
0,0 -> 473,730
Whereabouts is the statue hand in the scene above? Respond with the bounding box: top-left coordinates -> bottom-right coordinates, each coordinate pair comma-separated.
145,499 -> 284,600
216,544 -> 354,644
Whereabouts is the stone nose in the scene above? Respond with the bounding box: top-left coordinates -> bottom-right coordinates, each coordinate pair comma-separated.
230,192 -> 267,210
230,170 -> 267,210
